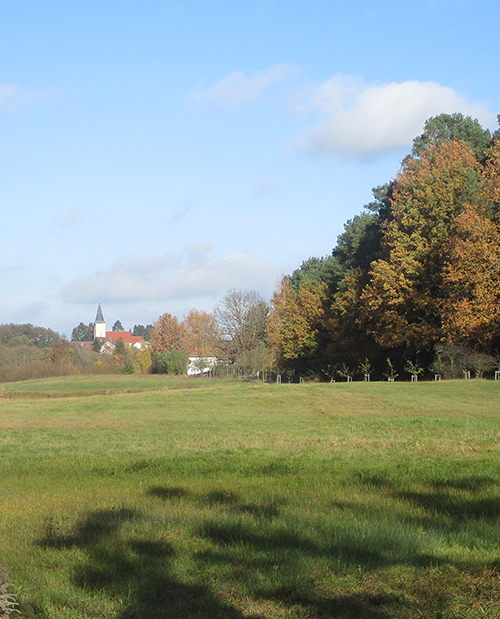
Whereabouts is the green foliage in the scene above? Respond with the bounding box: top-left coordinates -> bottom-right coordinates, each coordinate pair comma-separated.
132,324 -> 154,341
112,320 -> 124,332
404,359 -> 424,377
0,323 -> 62,348
412,113 -> 492,162
121,360 -> 134,374
289,254 -> 342,290
71,322 -> 94,342
155,349 -> 189,375
234,342 -> 272,378
336,362 -> 352,380
333,211 -> 382,274
92,338 -> 102,352
384,358 -> 398,381
114,338 -> 127,357
290,211 -> 382,292
133,346 -> 152,374
358,357 -> 372,376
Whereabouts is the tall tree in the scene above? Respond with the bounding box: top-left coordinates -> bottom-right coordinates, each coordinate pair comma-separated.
132,324 -> 154,341
362,140 -> 482,352
267,277 -> 328,369
412,113 -> 492,162
441,204 -> 500,347
150,313 -> 184,353
290,188 -> 387,293
482,138 -> 500,219
112,320 -> 124,332
71,322 -> 94,342
179,310 -> 221,355
333,211 -> 381,275
214,290 -> 268,359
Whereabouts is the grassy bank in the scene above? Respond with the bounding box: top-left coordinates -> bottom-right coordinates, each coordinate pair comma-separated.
1,377 -> 499,618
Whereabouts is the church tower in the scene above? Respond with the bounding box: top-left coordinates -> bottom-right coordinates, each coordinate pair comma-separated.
93,302 -> 107,339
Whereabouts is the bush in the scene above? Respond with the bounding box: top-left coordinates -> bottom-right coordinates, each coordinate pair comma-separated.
431,343 -> 496,379
155,349 -> 189,375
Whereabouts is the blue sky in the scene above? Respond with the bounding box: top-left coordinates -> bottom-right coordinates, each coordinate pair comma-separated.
1,0 -> 499,336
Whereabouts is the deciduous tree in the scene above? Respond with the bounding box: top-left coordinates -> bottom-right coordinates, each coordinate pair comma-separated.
441,204 -> 500,347
267,277 -> 327,368
179,309 -> 221,355
214,290 -> 268,360
362,140 -> 482,352
150,313 -> 184,353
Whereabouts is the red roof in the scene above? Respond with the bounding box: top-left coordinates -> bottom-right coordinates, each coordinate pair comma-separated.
105,331 -> 144,345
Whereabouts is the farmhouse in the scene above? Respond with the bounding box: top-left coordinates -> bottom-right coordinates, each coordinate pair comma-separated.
187,349 -> 217,376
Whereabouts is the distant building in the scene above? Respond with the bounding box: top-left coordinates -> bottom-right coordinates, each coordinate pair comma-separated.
187,349 -> 217,375
93,302 -> 146,351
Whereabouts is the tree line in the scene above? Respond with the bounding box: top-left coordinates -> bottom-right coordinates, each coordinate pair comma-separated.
151,114 -> 500,381
2,113 -> 500,382
267,113 -> 500,380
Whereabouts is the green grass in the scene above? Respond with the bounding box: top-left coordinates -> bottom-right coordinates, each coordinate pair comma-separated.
1,376 -> 499,618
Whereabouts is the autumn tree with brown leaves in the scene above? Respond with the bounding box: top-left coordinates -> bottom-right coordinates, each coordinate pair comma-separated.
361,140 -> 483,352
266,277 -> 328,369
179,309 -> 222,356
150,313 -> 184,353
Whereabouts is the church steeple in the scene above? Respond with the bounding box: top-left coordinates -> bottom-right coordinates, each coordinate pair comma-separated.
93,301 -> 107,339
95,302 -> 105,324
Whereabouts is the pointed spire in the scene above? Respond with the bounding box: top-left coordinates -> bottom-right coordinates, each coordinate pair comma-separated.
95,301 -> 105,324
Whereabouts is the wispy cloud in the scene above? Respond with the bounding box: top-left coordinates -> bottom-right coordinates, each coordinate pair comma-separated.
0,85 -> 16,108
169,199 -> 194,223
294,76 -> 494,158
60,244 -> 280,303
60,208 -> 86,227
0,84 -> 70,111
192,63 -> 293,107
251,180 -> 280,197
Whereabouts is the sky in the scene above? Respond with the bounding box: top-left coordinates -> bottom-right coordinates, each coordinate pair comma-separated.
1,0 -> 499,337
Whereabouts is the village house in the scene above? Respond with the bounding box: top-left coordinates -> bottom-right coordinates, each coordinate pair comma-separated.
186,349 -> 217,376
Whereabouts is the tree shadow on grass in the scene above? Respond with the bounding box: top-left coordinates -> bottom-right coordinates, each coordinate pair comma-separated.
37,507 -> 259,619
354,471 -> 500,564
147,485 -> 191,500
148,485 -> 282,519
397,491 -> 500,523
36,477 -> 492,619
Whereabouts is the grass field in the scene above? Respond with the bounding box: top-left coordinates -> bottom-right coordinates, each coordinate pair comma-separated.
1,375 -> 499,618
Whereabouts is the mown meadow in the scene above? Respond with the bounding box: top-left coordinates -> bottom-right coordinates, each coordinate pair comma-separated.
1,375 -> 499,618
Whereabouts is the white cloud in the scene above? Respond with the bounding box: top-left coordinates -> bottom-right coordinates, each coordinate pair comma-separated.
193,63 -> 292,106
295,76 -> 495,158
60,244 -> 280,304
